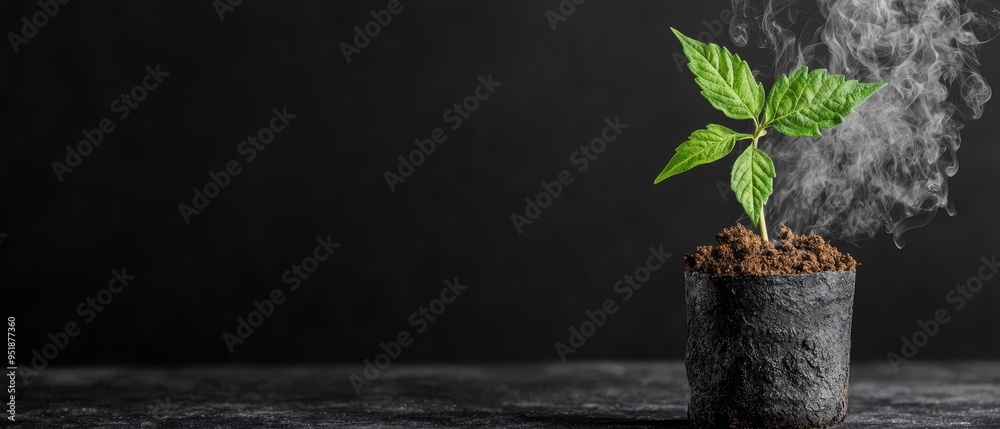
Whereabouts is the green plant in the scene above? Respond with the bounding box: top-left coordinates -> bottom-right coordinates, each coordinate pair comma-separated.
657,28 -> 886,242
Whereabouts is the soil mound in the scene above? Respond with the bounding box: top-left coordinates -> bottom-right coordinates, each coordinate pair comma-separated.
684,224 -> 857,276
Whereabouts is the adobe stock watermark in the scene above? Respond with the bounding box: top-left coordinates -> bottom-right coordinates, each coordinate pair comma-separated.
145,395 -> 174,413
6,317 -> 15,422
672,9 -> 733,73
716,180 -> 731,202
544,0 -> 587,32
384,74 -> 502,192
7,0 -> 70,54
222,235 -> 339,353
213,0 -> 243,21
349,278 -> 469,395
178,106 -> 296,225
510,116 -> 628,234
341,0 -> 413,64
17,267 -> 136,386
886,254 -> 999,372
554,245 -> 671,362
51,64 -> 170,183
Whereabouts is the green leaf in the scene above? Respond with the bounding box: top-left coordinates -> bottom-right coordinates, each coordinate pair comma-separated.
730,146 -> 775,226
671,27 -> 765,121
654,124 -> 752,184
763,66 -> 887,137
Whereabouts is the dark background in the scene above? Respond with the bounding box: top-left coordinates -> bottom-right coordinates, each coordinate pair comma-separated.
2,0 -> 999,367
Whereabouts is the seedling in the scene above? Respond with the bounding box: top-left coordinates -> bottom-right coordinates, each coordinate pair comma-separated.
657,28 -> 886,242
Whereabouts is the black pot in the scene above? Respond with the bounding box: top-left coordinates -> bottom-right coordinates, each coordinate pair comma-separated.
684,270 -> 856,428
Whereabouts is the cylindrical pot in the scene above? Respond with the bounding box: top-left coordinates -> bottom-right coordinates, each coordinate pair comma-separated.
685,270 -> 856,428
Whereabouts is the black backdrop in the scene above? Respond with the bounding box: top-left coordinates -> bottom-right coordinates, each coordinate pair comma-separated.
2,0 -> 999,366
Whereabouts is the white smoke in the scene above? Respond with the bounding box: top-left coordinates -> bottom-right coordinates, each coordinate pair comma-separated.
730,0 -> 997,247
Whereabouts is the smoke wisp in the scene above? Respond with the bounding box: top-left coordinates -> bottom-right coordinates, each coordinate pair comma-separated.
731,0 -> 997,247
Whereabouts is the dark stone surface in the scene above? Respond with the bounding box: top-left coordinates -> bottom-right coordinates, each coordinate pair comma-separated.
13,362 -> 1000,428
685,271 -> 856,428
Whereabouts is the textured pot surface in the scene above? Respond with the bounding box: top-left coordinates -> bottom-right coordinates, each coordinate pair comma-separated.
685,270 -> 856,429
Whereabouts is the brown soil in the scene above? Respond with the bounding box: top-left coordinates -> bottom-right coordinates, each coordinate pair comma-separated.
684,224 -> 858,276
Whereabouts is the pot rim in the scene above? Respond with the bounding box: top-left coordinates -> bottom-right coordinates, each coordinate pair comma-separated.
684,269 -> 857,280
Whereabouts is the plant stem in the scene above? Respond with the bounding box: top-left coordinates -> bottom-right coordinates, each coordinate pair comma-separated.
752,127 -> 769,243
759,207 -> 769,243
